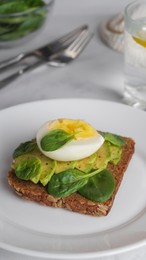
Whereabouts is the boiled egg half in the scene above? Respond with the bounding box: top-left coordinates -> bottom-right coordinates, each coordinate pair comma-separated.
36,119 -> 104,161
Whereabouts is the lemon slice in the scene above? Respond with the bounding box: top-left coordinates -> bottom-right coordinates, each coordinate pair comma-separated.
132,36 -> 146,47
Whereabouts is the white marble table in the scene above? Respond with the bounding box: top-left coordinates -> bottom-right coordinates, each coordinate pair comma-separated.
0,0 -> 146,259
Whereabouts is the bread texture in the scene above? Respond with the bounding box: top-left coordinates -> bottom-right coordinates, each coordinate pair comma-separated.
7,136 -> 135,216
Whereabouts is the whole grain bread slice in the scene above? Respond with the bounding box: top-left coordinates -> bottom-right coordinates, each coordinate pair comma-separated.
7,136 -> 135,216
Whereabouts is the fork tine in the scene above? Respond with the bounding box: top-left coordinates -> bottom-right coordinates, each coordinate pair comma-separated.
67,30 -> 89,51
73,32 -> 94,55
67,29 -> 94,57
54,24 -> 88,46
48,24 -> 89,52
49,30 -> 93,64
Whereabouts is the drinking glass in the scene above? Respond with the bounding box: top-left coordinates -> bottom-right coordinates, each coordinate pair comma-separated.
124,0 -> 146,109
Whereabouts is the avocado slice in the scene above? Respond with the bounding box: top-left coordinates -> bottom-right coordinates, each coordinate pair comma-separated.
109,144 -> 122,165
93,141 -> 111,169
12,154 -> 42,184
76,152 -> 97,173
12,146 -> 57,185
55,160 -> 77,174
29,148 -> 57,185
39,159 -> 56,186
29,147 -> 57,185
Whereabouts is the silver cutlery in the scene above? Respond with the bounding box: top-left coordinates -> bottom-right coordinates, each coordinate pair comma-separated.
48,29 -> 93,66
0,24 -> 88,72
0,27 -> 93,89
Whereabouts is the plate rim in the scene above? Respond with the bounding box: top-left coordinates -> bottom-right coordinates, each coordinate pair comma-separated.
0,97 -> 143,108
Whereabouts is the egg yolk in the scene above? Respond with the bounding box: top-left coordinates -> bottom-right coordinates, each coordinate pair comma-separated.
48,119 -> 98,140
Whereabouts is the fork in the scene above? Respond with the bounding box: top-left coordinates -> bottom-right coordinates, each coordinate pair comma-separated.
0,29 -> 93,89
0,24 -> 88,72
48,29 -> 93,66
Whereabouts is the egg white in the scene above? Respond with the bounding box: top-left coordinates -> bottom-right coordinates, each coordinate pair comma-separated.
36,121 -> 104,161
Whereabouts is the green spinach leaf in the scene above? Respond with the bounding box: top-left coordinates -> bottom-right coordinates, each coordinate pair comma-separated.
48,167 -> 105,198
26,0 -> 45,8
99,132 -> 125,147
79,169 -> 115,202
41,129 -> 77,151
13,141 -> 36,159
0,0 -> 46,41
0,2 -> 29,14
15,156 -> 42,180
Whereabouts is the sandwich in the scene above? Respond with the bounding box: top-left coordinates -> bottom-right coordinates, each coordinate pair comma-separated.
7,118 -> 135,216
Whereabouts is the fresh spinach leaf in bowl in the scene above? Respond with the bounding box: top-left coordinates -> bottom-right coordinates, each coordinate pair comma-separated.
0,0 -> 50,42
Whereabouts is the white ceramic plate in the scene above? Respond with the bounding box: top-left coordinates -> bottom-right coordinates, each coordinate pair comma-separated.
0,98 -> 146,259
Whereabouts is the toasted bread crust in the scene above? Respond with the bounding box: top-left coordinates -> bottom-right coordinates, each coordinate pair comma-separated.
7,137 -> 135,216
